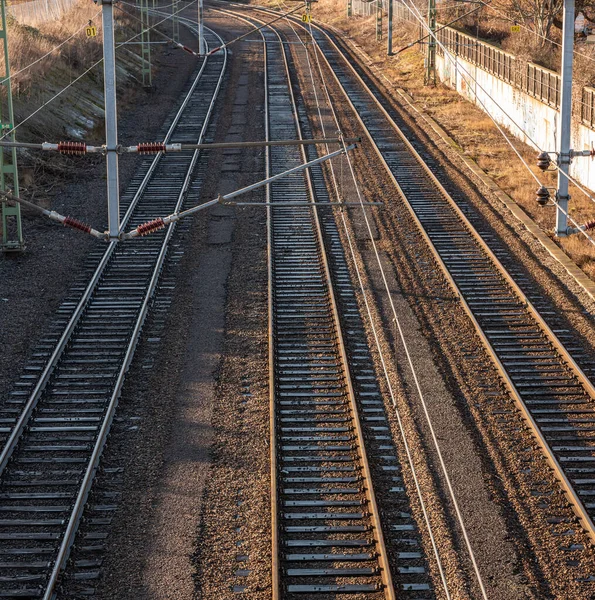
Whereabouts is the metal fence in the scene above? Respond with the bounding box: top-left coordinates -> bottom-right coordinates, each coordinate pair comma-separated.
6,0 -> 79,25
435,26 -> 561,108
351,0 -> 386,17
525,62 -> 560,107
388,1 -> 595,128
582,87 -> 595,129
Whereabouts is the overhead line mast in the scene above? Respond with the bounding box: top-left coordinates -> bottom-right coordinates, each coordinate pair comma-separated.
172,0 -> 180,42
425,0 -> 437,84
140,0 -> 152,86
99,0 -> 121,240
0,0 -> 23,251
198,0 -> 205,53
387,0 -> 393,54
555,0 -> 574,236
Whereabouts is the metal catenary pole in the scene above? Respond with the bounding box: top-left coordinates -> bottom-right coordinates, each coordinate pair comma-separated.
101,0 -> 120,240
425,0 -> 437,84
198,0 -> 205,54
347,0 -> 352,17
172,0 -> 180,43
387,0 -> 393,54
0,0 -> 23,251
376,0 -> 383,41
556,0 -> 575,236
140,0 -> 152,86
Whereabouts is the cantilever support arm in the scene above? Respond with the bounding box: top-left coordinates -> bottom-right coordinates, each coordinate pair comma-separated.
123,144 -> 357,239
0,189 -> 107,240
0,146 -> 358,242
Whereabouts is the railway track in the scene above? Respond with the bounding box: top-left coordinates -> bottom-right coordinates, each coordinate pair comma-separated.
0,28 -> 226,598
257,14 -> 440,599
265,26 -> 392,597
249,9 -> 595,549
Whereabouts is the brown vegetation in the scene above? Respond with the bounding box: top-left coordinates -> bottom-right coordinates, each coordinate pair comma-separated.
0,0 -> 142,142
6,2 -> 104,98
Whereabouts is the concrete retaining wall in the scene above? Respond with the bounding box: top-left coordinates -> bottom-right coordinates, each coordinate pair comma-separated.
435,51 -> 595,192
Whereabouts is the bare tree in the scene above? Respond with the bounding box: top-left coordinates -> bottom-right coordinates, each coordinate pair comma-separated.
496,0 -> 563,44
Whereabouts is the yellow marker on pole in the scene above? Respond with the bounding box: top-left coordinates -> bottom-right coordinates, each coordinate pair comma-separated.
86,25 -> 97,37
510,24 -> 520,33
302,13 -> 311,22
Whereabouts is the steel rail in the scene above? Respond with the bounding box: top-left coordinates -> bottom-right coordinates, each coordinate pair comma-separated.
269,12 -> 456,598
0,25 -> 214,479
0,26 -> 227,599
262,27 -> 280,600
279,15 -> 595,544
42,31 -> 228,600
223,8 -> 474,596
239,11 -> 398,597
277,26 -> 396,600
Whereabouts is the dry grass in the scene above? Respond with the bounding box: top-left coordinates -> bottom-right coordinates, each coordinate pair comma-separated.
0,0 -> 140,143
4,2 -> 106,97
261,0 -> 595,281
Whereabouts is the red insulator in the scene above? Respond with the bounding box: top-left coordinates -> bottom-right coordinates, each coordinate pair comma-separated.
137,142 -> 167,154
63,216 -> 92,234
208,47 -> 222,55
584,219 -> 595,231
182,45 -> 195,55
136,218 -> 165,236
57,141 -> 87,155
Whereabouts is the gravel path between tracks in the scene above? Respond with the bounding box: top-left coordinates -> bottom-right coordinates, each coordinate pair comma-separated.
294,28 -> 595,597
0,24 -> 199,398
94,14 -> 272,599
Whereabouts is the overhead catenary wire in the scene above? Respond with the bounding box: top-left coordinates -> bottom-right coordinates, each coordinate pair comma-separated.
116,2 -> 203,56
0,0 -> 201,143
122,144 -> 356,238
298,16 -> 491,600
0,188 -> 106,239
415,1 -> 595,220
122,0 -> 179,11
399,0 -> 595,244
3,116 -> 356,239
242,4 -> 497,596
397,0 -> 595,65
295,21 -> 455,600
0,10 -> 102,87
0,1 -> 202,238
478,0 -> 595,66
144,2 -> 306,56
1,58 -> 105,143
0,136 -> 359,154
206,4 -> 305,55
395,2 -> 486,54
224,7 -> 454,591
1,9 -> 355,241
421,0 -> 595,132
